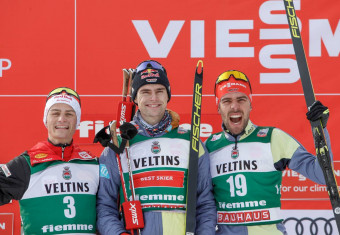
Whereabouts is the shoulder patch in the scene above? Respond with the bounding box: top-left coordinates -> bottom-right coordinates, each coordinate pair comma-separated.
177,126 -> 188,134
78,151 -> 93,159
1,164 -> 11,177
99,164 -> 110,179
211,133 -> 222,141
257,128 -> 269,137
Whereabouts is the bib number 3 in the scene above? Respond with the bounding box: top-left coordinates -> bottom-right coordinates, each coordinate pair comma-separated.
63,196 -> 76,218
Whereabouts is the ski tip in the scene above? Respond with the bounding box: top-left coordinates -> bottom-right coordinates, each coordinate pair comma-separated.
196,60 -> 203,75
196,60 -> 203,68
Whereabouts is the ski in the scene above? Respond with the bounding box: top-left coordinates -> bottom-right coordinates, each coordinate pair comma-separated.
283,0 -> 340,231
185,60 -> 203,235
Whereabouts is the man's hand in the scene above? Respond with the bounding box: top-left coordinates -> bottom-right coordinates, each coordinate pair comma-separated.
306,100 -> 330,128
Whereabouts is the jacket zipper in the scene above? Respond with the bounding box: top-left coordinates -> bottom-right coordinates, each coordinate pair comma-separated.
61,146 -> 65,160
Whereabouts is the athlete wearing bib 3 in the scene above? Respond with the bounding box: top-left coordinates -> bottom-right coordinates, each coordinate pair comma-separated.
97,60 -> 216,235
0,87 -> 99,234
205,70 -> 332,235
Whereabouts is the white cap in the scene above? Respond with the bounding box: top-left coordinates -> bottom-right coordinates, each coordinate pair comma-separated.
43,93 -> 81,127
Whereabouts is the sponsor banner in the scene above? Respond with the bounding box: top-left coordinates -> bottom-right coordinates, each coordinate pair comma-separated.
0,213 -> 14,235
21,164 -> 98,199
217,207 -> 280,225
134,170 -> 185,188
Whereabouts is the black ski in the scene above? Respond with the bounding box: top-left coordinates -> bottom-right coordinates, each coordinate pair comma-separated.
185,60 -> 203,235
283,0 -> 340,231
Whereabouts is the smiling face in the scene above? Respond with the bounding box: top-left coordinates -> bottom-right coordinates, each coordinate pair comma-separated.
134,84 -> 168,126
218,92 -> 252,135
46,103 -> 77,145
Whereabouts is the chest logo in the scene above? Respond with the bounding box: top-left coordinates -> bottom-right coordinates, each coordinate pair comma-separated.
151,141 -> 161,154
63,166 -> 72,180
231,148 -> 239,159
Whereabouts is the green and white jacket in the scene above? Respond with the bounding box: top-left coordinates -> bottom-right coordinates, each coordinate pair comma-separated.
205,121 -> 331,235
97,111 -> 216,235
0,140 -> 99,235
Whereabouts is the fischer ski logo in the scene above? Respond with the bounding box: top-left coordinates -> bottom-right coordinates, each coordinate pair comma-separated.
192,82 -> 202,152
284,0 -> 300,38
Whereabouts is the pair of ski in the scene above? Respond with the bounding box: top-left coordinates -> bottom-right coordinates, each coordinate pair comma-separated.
284,0 -> 340,232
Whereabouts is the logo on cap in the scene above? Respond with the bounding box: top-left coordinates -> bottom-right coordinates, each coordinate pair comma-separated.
141,69 -> 160,79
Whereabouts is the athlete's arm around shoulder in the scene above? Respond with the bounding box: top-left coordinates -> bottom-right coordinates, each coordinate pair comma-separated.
0,154 -> 31,205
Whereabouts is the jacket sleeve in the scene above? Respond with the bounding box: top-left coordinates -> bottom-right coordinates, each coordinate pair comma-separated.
96,147 -> 127,235
195,141 -> 217,235
271,127 -> 332,185
288,128 -> 333,185
0,154 -> 30,205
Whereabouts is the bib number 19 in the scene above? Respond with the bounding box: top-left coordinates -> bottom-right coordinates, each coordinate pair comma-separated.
226,174 -> 247,197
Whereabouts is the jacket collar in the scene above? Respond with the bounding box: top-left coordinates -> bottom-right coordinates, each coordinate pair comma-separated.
27,140 -> 96,165
223,120 -> 257,141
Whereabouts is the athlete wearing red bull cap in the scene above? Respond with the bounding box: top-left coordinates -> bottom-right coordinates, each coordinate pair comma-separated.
97,60 -> 216,235
205,70 -> 333,235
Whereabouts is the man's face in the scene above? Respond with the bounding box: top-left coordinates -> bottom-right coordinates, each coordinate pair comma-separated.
46,103 -> 77,145
134,84 -> 168,125
218,92 -> 251,135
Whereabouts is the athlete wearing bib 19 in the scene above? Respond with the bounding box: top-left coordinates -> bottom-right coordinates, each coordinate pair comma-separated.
205,70 -> 332,235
